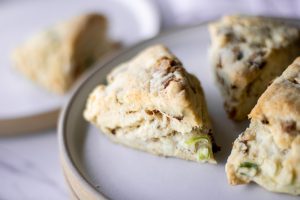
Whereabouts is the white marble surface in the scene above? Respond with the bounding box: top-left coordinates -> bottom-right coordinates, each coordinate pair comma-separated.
0,130 -> 68,199
1,0 -> 300,199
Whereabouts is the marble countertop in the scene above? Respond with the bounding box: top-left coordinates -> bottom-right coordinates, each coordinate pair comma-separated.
1,0 -> 299,199
0,130 -> 68,199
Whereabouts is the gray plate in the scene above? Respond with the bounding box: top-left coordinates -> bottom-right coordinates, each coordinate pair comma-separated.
59,18 -> 300,200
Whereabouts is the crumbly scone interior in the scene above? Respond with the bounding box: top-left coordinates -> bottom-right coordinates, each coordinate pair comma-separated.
226,58 -> 300,195
84,45 -> 217,163
209,15 -> 300,120
226,121 -> 300,195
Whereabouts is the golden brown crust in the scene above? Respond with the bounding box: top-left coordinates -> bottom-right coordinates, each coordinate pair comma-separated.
84,45 -> 216,163
209,15 -> 300,120
250,57 -> 300,149
226,58 -> 300,195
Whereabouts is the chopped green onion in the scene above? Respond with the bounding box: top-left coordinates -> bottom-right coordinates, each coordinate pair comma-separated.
186,135 -> 213,161
238,162 -> 258,177
198,146 -> 211,160
239,162 -> 258,169
185,135 -> 210,146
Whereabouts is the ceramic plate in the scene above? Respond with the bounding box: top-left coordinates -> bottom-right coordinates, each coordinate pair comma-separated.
59,18 -> 300,200
0,0 -> 160,134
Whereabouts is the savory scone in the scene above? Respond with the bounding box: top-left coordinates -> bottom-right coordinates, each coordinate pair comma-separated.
209,15 -> 300,120
12,13 -> 114,94
84,45 -> 218,163
226,58 -> 300,195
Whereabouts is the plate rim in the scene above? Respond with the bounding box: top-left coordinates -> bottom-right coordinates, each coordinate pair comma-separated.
58,21 -> 212,200
58,17 -> 300,199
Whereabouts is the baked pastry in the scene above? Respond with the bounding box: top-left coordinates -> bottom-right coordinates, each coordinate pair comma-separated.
84,45 -> 218,163
12,13 -> 114,94
226,58 -> 300,195
209,15 -> 300,120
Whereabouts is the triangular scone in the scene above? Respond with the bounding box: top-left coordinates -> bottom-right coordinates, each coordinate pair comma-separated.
84,45 -> 218,163
226,58 -> 300,195
12,13 -> 114,94
209,15 -> 300,120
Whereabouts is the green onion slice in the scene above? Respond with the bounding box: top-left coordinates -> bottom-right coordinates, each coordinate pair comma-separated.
186,135 -> 213,161
185,135 -> 211,146
238,162 -> 258,177
239,162 -> 258,169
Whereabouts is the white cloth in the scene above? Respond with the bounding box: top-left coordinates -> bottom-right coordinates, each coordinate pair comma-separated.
153,0 -> 300,28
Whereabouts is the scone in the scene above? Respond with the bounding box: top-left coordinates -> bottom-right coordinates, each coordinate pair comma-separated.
226,58 -> 300,195
209,15 -> 300,120
84,45 -> 218,163
12,13 -> 114,94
